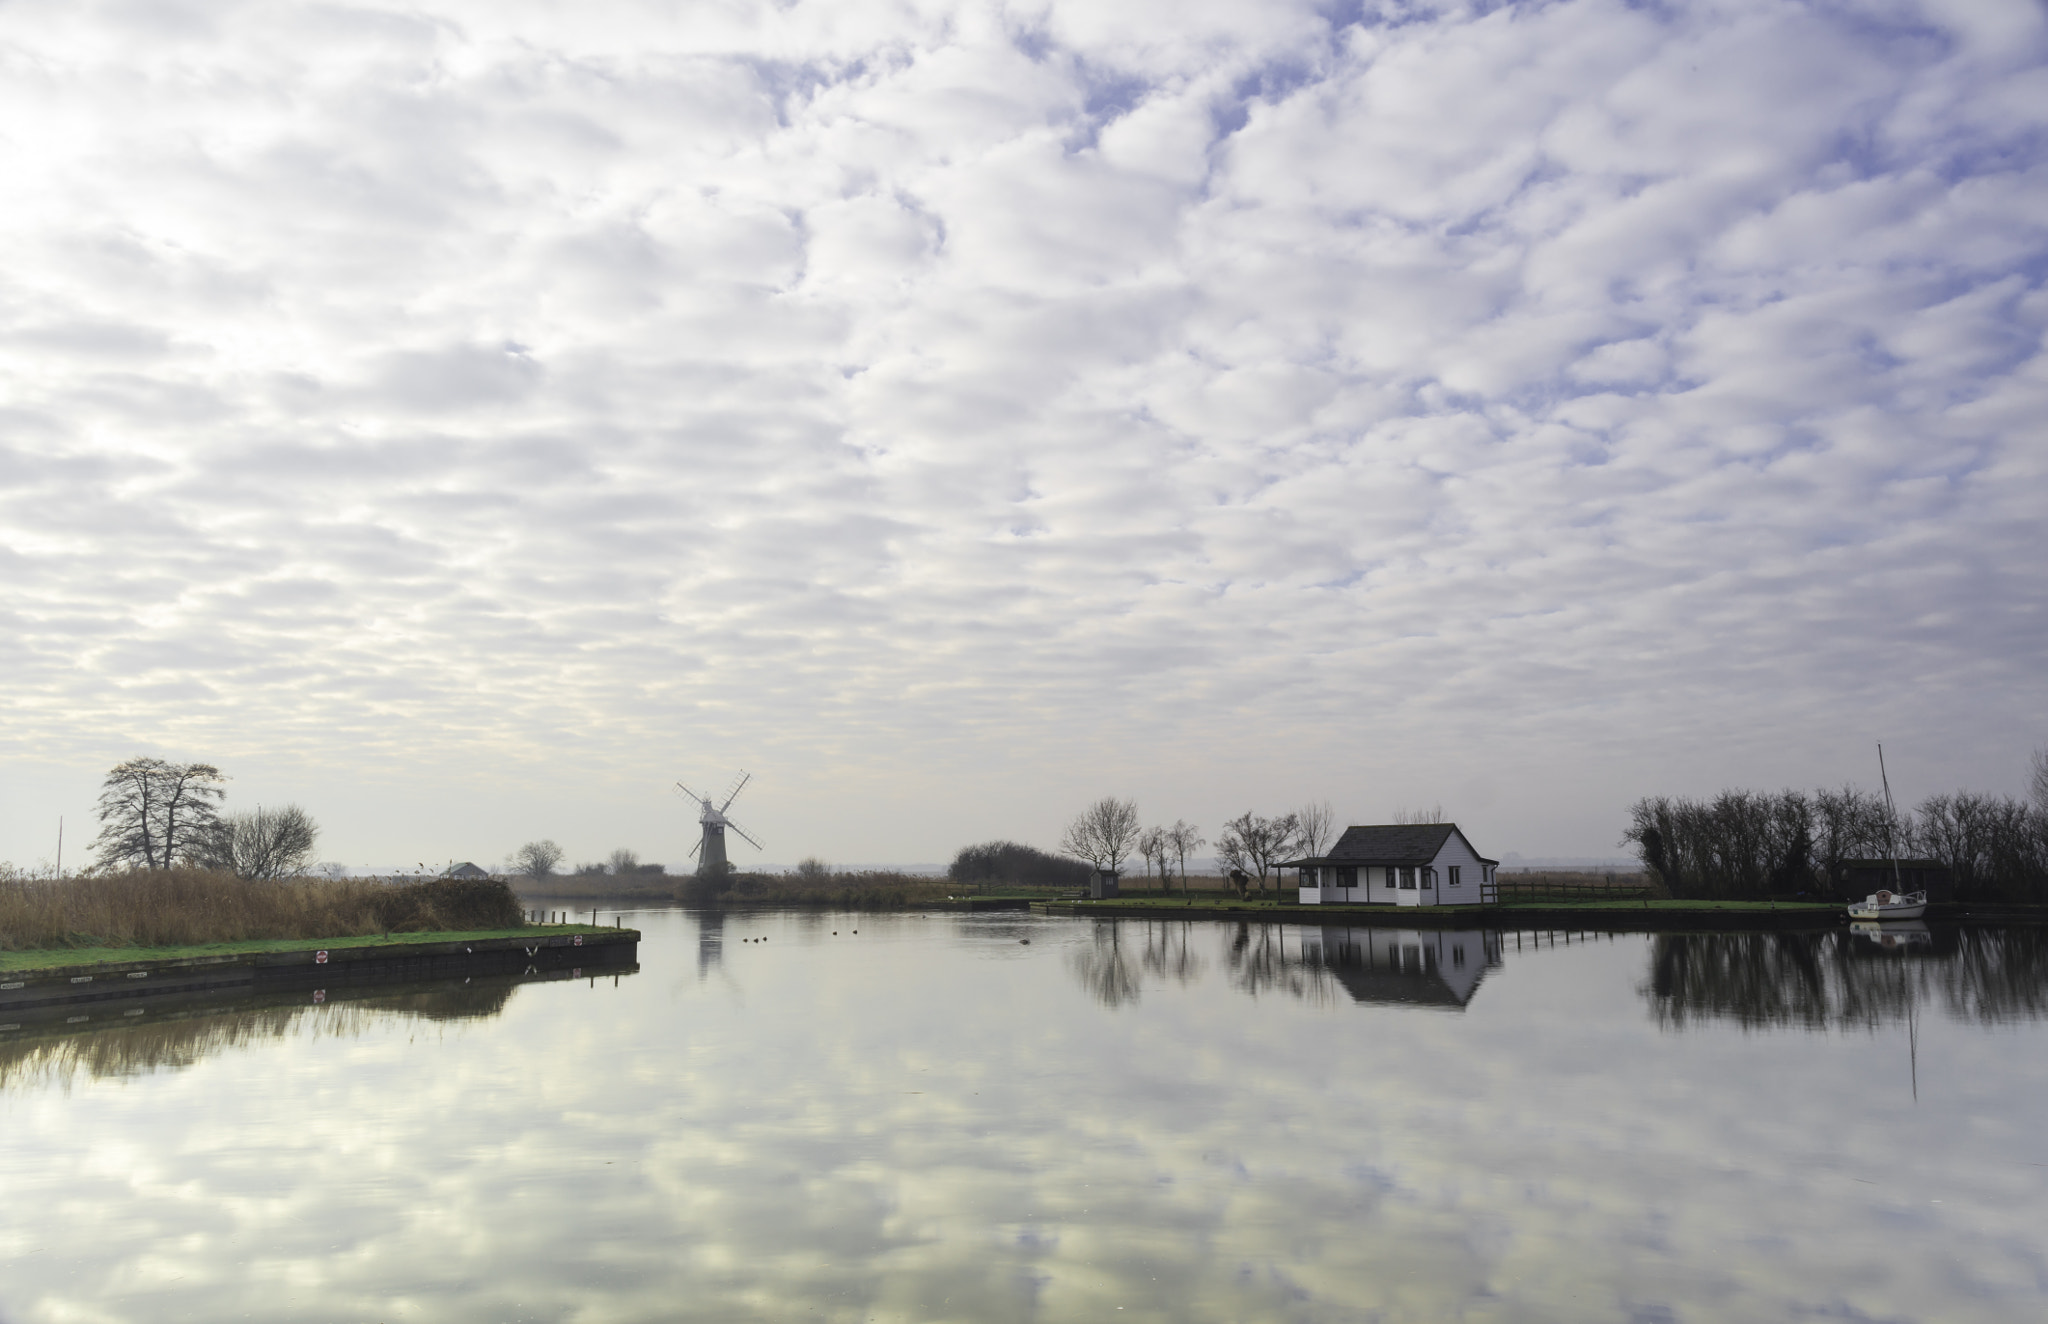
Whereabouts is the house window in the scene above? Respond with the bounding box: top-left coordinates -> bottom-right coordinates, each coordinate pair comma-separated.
1399,867 -> 1415,890
1337,867 -> 1357,888
1421,868 -> 1434,890
1447,866 -> 1461,887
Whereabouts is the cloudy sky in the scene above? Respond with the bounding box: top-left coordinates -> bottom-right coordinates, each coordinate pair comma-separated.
2,0 -> 2044,871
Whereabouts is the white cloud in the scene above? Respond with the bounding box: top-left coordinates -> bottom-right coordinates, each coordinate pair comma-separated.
0,0 -> 2043,868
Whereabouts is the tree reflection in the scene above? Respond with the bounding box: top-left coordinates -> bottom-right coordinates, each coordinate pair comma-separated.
0,970 -> 595,1091
1643,927 -> 2048,1030
1066,922 -> 1144,1006
1224,922 -> 1343,1005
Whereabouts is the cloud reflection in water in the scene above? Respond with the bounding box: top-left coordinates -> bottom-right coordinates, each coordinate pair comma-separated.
0,911 -> 2044,1323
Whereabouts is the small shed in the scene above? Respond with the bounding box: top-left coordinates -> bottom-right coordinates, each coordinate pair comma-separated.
1089,868 -> 1120,899
442,862 -> 491,880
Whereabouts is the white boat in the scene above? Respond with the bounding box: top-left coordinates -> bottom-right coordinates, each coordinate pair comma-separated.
1847,889 -> 1927,921
1846,743 -> 1931,923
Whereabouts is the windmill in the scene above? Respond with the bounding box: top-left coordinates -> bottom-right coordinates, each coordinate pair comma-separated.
676,771 -> 762,877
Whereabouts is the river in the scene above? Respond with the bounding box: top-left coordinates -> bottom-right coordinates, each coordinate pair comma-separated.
2,909 -> 2044,1322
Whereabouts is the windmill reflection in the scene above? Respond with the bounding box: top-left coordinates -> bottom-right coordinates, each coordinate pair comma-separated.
696,909 -> 727,978
1068,919 -> 1501,1010
1644,926 -> 2048,1030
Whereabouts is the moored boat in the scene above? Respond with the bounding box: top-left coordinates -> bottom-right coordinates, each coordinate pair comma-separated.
1847,889 -> 1927,921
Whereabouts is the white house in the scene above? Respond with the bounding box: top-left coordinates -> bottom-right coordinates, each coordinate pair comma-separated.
1287,823 -> 1498,906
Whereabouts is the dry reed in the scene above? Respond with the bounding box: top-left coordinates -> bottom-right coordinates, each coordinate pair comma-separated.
0,868 -> 526,951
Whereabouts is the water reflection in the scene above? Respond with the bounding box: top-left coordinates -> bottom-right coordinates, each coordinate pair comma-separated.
1069,920 -> 1502,1010
0,966 -> 634,1092
1644,925 -> 2048,1029
6,911 -> 2048,1324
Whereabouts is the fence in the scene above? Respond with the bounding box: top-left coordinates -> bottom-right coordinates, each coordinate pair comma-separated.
1491,877 -> 1658,904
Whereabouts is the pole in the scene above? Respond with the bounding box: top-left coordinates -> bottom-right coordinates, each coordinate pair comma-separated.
1877,742 -> 1905,893
55,816 -> 63,878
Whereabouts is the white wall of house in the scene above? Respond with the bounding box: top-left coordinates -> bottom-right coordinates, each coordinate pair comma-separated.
1299,829 -> 1496,906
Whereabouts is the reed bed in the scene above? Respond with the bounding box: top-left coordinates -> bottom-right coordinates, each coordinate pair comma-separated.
0,868 -> 525,950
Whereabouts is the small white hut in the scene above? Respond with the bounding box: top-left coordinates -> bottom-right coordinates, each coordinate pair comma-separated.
1286,823 -> 1498,906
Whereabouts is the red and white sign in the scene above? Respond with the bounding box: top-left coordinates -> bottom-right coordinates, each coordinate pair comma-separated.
573,936 -> 583,947
312,990 -> 326,1003
315,951 -> 329,964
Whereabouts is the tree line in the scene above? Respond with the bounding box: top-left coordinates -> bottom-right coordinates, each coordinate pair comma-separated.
1622,750 -> 2048,902
951,795 -> 1385,896
91,758 -> 321,880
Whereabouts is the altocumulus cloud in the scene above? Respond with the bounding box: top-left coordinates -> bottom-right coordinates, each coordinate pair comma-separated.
0,0 -> 2044,864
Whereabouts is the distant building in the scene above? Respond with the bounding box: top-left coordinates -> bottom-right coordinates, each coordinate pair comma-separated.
1285,823 -> 1498,906
442,862 -> 491,880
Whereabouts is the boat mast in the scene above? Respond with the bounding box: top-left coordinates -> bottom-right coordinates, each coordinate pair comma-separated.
1877,742 -> 1905,893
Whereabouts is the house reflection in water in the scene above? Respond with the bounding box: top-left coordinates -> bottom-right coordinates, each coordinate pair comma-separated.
1068,919 -> 1506,1010
1300,927 -> 1504,1009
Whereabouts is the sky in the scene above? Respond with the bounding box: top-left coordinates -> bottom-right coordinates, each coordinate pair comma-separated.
2,0 -> 2044,874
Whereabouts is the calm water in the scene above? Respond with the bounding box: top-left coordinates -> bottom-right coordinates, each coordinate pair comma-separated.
3,911 -> 2046,1323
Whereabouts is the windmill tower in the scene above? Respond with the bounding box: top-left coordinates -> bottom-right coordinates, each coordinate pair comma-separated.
676,772 -> 762,877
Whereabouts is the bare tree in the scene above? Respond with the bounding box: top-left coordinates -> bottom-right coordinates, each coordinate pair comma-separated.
1136,826 -> 1167,883
1393,804 -> 1446,825
1215,811 -> 1300,894
1165,820 -> 1205,896
1060,797 -> 1143,874
2032,745 -> 2048,815
198,805 -> 320,880
93,758 -> 228,871
1294,800 -> 1337,858
514,840 -> 564,878
607,848 -> 640,875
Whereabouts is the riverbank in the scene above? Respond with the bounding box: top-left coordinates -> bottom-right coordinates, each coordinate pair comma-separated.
0,926 -> 639,1015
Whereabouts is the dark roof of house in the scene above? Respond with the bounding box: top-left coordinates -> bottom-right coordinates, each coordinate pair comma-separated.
1322,964 -> 1474,1009
443,862 -> 490,879
1282,823 -> 1498,868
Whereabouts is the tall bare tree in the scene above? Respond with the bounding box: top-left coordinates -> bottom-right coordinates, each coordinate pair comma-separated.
607,848 -> 640,875
1393,804 -> 1446,825
1136,826 -> 1168,883
93,758 -> 228,870
2032,745 -> 2048,815
198,804 -> 320,879
1215,811 -> 1299,893
1165,820 -> 1206,895
1293,800 -> 1337,858
1060,796 -> 1142,874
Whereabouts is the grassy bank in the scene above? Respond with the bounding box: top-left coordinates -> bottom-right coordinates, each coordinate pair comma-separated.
0,868 -> 526,951
0,924 -> 611,975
